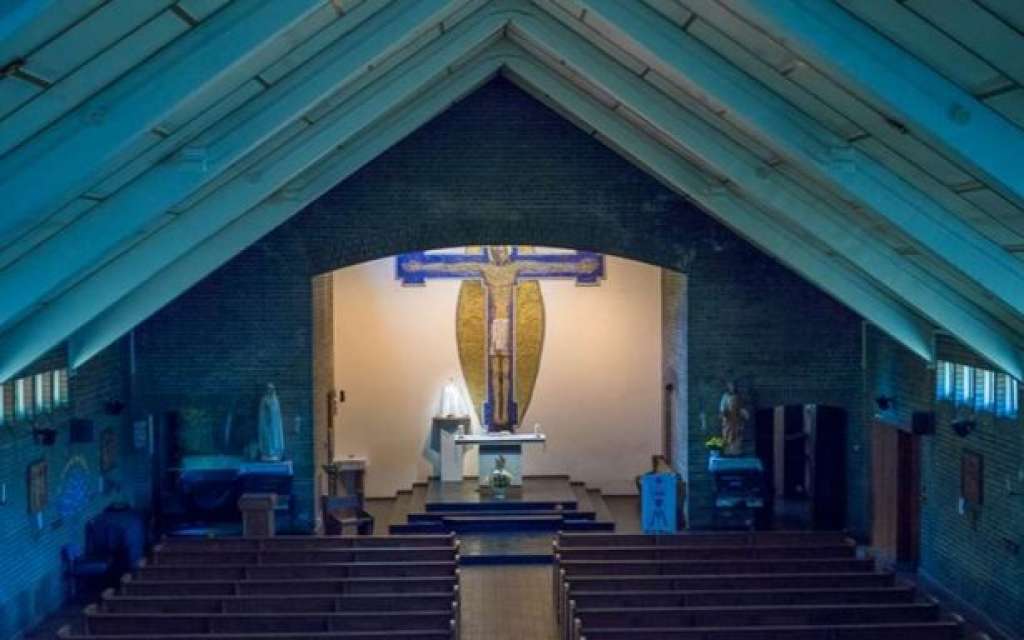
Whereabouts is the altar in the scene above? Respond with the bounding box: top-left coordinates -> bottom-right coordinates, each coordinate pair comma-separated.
454,432 -> 545,487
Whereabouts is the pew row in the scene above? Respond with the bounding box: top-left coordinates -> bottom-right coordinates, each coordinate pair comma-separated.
80,605 -> 458,636
554,543 -> 856,561
100,588 -> 458,614
149,546 -> 457,564
558,557 -> 875,576
572,618 -> 966,640
556,531 -> 852,547
566,584 -> 917,609
60,627 -> 456,640
119,574 -> 460,596
133,560 -> 458,580
156,534 -> 457,550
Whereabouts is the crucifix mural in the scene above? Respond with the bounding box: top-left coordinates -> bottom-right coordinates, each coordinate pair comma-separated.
396,246 -> 604,431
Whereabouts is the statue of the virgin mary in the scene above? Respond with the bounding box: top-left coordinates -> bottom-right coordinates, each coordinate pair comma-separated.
258,383 -> 285,461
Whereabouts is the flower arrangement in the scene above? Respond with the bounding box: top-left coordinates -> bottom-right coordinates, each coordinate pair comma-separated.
704,436 -> 725,455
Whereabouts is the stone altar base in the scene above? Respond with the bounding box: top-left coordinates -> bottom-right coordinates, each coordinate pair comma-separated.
388,476 -> 616,563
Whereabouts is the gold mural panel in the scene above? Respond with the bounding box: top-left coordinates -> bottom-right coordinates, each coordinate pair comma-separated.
456,280 -> 487,422
455,246 -> 546,427
514,279 -> 544,423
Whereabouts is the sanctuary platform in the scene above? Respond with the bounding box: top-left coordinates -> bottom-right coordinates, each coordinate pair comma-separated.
388,475 -> 615,564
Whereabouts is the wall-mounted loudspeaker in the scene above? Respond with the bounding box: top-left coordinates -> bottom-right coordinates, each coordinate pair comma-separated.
911,411 -> 935,435
951,419 -> 976,438
69,418 -> 95,443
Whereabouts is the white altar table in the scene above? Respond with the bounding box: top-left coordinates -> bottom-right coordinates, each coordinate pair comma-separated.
454,432 -> 546,487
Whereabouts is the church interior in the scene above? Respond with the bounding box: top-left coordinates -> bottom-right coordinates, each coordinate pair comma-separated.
0,1 -> 1023,639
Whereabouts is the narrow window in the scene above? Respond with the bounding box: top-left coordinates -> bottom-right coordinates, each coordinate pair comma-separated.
981,370 -> 996,410
33,373 -> 47,413
0,383 -> 5,425
14,378 -> 29,419
937,361 -> 954,400
52,370 -> 61,407
1006,376 -> 1020,418
959,365 -> 975,406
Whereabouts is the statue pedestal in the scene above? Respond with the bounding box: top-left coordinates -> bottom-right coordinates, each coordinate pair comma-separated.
238,493 -> 277,538
455,432 -> 546,488
433,417 -> 470,483
323,457 -> 366,498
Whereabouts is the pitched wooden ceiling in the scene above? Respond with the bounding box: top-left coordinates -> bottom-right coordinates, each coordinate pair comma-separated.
0,0 -> 1022,382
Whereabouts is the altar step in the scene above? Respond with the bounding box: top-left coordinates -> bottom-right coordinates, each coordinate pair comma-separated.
386,476 -> 616,552
391,513 -> 612,535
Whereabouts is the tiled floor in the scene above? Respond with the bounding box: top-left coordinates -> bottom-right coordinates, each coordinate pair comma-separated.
459,565 -> 560,640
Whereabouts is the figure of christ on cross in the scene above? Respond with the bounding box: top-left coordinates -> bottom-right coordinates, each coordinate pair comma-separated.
396,246 -> 604,431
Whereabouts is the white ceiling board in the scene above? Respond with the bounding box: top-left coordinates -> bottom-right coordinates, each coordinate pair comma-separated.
985,88 -> 1024,130
685,17 -> 864,141
175,0 -> 233,23
0,10 -> 190,157
904,0 -> 1024,88
835,0 -> 1010,96
21,1 -> 175,84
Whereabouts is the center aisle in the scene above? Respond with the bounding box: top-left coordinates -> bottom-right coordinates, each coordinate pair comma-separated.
459,565 -> 560,640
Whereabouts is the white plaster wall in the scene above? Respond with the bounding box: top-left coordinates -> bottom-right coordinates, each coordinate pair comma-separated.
332,249 -> 662,497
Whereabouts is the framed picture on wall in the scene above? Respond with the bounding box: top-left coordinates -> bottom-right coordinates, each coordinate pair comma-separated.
100,428 -> 117,472
27,459 -> 47,513
961,450 -> 984,505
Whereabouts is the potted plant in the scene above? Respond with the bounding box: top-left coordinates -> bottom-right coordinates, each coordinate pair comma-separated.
704,435 -> 725,458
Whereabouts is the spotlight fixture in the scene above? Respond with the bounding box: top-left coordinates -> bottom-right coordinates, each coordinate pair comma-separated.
875,395 -> 895,411
951,419 -> 976,438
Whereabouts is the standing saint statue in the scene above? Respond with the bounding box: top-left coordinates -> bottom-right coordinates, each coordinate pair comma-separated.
258,383 -> 285,461
719,381 -> 749,456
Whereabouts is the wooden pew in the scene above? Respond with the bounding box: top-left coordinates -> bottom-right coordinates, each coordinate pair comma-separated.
119,574 -> 460,596
133,559 -> 458,581
100,589 -> 457,614
567,584 -> 916,609
554,570 -> 898,628
61,626 -> 455,640
555,543 -> 855,561
149,546 -> 457,565
157,533 -> 457,550
556,531 -> 851,548
572,618 -> 966,640
558,557 -> 875,576
568,601 -> 941,629
82,605 -> 456,635
554,557 -> 877,632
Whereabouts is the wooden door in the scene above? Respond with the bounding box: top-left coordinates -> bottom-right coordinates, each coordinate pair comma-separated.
871,422 -> 921,567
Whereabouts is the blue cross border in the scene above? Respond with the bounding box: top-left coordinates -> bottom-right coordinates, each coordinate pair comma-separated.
395,247 -> 605,285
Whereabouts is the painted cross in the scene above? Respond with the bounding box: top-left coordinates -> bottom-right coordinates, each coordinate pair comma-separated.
396,246 -> 604,431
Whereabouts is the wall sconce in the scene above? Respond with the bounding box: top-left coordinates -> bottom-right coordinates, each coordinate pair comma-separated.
875,395 -> 895,412
32,427 -> 57,446
951,419 -> 976,438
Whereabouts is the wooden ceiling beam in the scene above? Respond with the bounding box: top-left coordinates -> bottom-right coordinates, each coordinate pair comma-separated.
0,0 -> 326,240
0,0 -> 465,333
574,0 -> 1024,320
514,12 -> 1024,377
68,58 -> 500,371
729,0 -> 1024,206
0,13 -> 506,383
502,54 -> 936,362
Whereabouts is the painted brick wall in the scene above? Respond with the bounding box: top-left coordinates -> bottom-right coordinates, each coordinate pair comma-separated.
864,327 -> 1024,637
661,270 -> 688,479
134,77 -> 866,532
926,365 -> 1024,635
0,341 -> 136,640
684,240 -> 865,532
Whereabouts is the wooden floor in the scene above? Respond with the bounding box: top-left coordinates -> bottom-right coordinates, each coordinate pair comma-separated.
460,565 -> 560,640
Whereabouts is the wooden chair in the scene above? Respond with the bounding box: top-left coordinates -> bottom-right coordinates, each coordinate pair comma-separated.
322,495 -> 375,535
